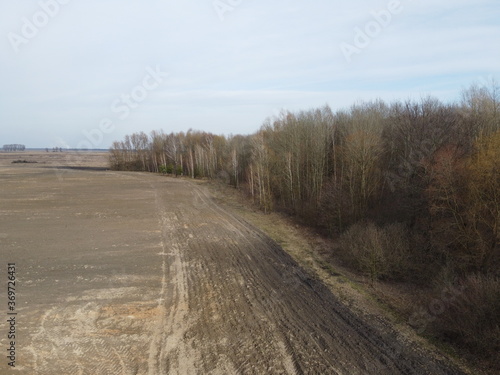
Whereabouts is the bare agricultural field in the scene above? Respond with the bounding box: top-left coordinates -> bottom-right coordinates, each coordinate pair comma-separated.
0,150 -> 109,169
0,153 -> 467,374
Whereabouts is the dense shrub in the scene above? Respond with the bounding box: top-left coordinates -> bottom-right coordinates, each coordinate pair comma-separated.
337,221 -> 411,283
429,275 -> 500,367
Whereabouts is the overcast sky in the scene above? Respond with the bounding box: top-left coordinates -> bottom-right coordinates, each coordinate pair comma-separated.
1,0 -> 499,148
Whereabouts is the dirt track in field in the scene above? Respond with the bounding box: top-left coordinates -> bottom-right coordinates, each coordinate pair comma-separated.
0,154 -> 465,374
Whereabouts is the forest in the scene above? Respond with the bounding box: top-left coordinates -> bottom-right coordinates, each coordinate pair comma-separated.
110,82 -> 500,366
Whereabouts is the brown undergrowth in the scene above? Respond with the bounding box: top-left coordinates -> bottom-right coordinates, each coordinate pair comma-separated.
203,179 -> 497,375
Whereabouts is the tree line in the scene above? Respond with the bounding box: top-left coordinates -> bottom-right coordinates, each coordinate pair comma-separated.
3,144 -> 25,152
110,82 -> 499,277
110,81 -> 500,365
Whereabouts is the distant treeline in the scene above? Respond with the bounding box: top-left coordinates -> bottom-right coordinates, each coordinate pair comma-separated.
3,144 -> 25,152
111,82 -> 500,365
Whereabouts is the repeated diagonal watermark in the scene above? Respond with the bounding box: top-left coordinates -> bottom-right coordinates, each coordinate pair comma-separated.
79,65 -> 168,150
54,65 -> 169,181
8,0 -> 72,54
212,0 -> 245,22
408,281 -> 466,334
340,0 -> 414,63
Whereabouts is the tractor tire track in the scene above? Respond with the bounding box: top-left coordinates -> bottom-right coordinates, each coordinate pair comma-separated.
0,169 -> 466,375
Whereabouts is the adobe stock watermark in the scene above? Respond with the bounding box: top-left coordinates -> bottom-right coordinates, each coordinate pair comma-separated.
54,65 -> 169,180
477,74 -> 498,92
8,0 -> 72,54
213,0 -> 244,22
408,281 -> 466,334
77,65 -> 169,150
340,0 -> 411,63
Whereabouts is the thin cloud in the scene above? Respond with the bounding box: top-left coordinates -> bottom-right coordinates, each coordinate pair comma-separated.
0,0 -> 498,147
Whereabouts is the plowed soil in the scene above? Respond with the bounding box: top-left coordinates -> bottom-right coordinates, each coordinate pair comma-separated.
0,153 -> 465,374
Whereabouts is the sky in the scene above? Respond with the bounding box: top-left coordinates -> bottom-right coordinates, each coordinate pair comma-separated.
0,0 -> 499,149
